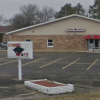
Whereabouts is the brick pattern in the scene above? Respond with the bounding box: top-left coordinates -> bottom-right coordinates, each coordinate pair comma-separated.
6,35 -> 87,51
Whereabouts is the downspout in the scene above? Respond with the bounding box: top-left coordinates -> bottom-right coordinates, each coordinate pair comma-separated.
4,34 -> 6,41
9,34 -> 11,41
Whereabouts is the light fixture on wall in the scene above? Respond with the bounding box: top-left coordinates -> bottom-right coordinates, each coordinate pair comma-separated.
27,34 -> 29,35
74,33 -> 76,35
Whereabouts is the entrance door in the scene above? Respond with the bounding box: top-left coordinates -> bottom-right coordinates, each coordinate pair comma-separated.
89,39 -> 93,49
95,39 -> 99,51
95,39 -> 98,48
89,39 -> 99,51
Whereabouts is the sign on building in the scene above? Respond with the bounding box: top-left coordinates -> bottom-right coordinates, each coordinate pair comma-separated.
66,28 -> 86,32
8,41 -> 33,59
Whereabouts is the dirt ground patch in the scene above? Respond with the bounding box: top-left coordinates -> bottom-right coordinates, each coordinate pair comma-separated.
1,77 -> 100,100
36,91 -> 100,100
0,78 -> 23,99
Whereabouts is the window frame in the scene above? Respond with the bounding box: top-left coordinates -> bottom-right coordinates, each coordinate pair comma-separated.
25,39 -> 31,41
47,39 -> 53,47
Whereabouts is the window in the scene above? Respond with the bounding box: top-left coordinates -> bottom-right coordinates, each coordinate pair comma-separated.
90,39 -> 93,43
47,39 -> 53,47
25,39 -> 30,41
3,41 -> 7,44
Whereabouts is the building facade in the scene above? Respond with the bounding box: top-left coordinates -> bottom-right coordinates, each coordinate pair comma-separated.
5,14 -> 100,51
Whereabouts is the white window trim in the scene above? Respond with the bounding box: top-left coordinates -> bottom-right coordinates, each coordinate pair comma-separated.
47,39 -> 53,47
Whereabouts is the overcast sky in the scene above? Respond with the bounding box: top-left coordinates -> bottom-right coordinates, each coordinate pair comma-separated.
0,0 -> 94,19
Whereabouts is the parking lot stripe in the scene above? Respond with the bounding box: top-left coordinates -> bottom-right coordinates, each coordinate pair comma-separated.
39,58 -> 62,68
86,59 -> 98,70
0,60 -> 17,66
62,58 -> 80,69
21,57 -> 44,67
0,57 -> 7,59
36,62 -> 92,65
0,60 -> 10,61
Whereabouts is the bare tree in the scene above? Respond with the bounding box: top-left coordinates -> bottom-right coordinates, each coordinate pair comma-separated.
0,14 -> 12,26
0,15 -> 4,25
20,4 -> 40,25
38,6 -> 56,22
10,4 -> 40,29
10,4 -> 56,29
10,14 -> 25,29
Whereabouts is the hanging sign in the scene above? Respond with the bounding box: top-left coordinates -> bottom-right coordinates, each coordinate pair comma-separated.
66,28 -> 86,32
7,41 -> 33,59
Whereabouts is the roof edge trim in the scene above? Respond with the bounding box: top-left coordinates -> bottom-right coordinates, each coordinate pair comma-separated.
6,14 -> 100,35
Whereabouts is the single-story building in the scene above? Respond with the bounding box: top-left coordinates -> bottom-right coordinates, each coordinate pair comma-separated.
5,14 -> 100,51
0,26 -> 13,43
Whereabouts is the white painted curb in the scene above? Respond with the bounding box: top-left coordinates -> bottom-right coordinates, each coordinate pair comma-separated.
24,79 -> 74,95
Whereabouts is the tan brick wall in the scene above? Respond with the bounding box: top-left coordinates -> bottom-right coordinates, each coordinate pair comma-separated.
6,35 -> 87,51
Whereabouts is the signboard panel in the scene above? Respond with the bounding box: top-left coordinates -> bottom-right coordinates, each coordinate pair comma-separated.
66,28 -> 86,32
8,41 -> 33,59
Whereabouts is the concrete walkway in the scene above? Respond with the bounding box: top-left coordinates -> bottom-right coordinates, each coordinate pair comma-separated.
0,92 -> 70,100
0,92 -> 51,100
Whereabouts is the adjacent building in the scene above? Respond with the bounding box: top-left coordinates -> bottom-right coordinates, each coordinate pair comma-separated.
0,26 -> 13,43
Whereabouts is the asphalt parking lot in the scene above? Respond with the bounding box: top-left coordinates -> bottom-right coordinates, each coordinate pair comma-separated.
1,50 -> 100,99
1,51 -> 100,80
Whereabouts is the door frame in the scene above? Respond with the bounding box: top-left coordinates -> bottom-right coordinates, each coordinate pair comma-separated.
88,39 -> 100,51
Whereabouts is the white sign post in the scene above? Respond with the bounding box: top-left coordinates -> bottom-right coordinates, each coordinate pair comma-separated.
7,41 -> 33,80
18,58 -> 22,80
